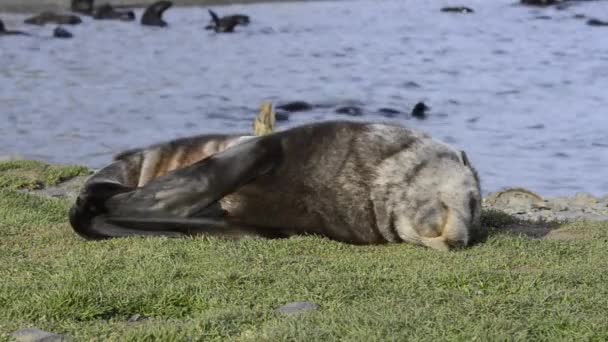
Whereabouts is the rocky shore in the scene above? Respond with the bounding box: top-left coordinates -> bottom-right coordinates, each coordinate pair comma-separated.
5,159 -> 605,224
0,0 -> 316,13
483,188 -> 608,223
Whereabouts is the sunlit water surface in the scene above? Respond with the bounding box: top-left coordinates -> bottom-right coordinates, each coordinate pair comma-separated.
1,0 -> 607,196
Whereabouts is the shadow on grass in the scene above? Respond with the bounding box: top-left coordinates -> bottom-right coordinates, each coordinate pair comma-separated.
479,208 -> 574,242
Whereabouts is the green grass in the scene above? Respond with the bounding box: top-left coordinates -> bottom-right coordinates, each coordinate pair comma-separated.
0,160 -> 90,190
1,161 -> 607,341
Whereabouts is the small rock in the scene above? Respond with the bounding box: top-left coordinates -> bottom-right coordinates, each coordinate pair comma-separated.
25,175 -> 90,200
572,192 -> 598,206
531,202 -> 551,211
11,328 -> 66,342
485,188 -> 544,213
128,314 -> 142,322
275,302 -> 319,316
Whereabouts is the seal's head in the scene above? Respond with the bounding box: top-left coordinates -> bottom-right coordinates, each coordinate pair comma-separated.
411,102 -> 430,119
53,26 -> 73,39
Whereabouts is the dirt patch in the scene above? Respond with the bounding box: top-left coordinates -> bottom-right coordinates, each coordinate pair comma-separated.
543,228 -> 588,241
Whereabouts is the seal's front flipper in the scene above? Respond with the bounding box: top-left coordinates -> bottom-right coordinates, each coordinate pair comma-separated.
69,136 -> 283,240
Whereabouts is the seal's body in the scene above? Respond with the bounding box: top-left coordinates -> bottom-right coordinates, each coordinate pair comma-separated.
93,4 -> 135,21
24,12 -> 82,26
206,10 -> 249,33
70,121 -> 482,251
0,20 -> 29,36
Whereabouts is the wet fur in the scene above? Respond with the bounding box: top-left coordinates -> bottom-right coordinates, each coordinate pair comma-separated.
70,121 -> 482,251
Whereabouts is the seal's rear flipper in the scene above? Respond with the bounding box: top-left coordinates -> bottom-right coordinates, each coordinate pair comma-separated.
208,9 -> 220,26
69,136 -> 283,240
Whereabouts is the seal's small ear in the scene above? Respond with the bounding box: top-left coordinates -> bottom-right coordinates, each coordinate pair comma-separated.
460,150 -> 470,167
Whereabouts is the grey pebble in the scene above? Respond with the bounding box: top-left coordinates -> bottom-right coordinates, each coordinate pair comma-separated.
275,302 -> 319,315
11,328 -> 66,342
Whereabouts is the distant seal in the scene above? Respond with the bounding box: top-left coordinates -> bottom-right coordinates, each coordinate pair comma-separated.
520,0 -> 556,5
71,0 -> 95,15
53,26 -> 73,39
0,20 -> 29,36
141,1 -> 173,27
440,6 -> 474,13
93,4 -> 135,21
69,121 -> 483,251
411,102 -> 430,119
377,108 -> 402,118
206,9 -> 249,33
276,101 -> 313,113
587,18 -> 608,26
24,12 -> 82,26
335,106 -> 363,116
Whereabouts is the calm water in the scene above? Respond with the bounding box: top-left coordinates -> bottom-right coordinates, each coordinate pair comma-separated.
1,0 -> 607,196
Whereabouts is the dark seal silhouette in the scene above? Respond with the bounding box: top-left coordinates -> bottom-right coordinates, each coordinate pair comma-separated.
520,0 -> 557,6
206,9 -> 249,33
335,106 -> 363,116
587,18 -> 608,26
441,6 -> 474,13
93,4 -> 135,21
71,0 -> 95,15
53,26 -> 73,39
24,12 -> 82,26
141,1 -> 173,27
68,120 -> 483,251
377,108 -> 402,118
411,102 -> 430,119
0,19 -> 29,36
276,101 -> 313,112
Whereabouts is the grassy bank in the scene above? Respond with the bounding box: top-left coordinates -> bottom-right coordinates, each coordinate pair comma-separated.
1,160 -> 607,341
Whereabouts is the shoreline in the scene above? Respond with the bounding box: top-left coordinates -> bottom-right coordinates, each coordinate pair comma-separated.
0,0 -> 322,13
1,158 -> 606,223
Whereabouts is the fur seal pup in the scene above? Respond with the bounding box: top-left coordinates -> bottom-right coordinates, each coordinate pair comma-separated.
24,12 -> 82,26
69,120 -> 483,251
440,6 -> 474,13
206,9 -> 248,33
141,1 -> 173,27
0,20 -> 29,36
71,0 -> 95,15
93,4 -> 135,21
